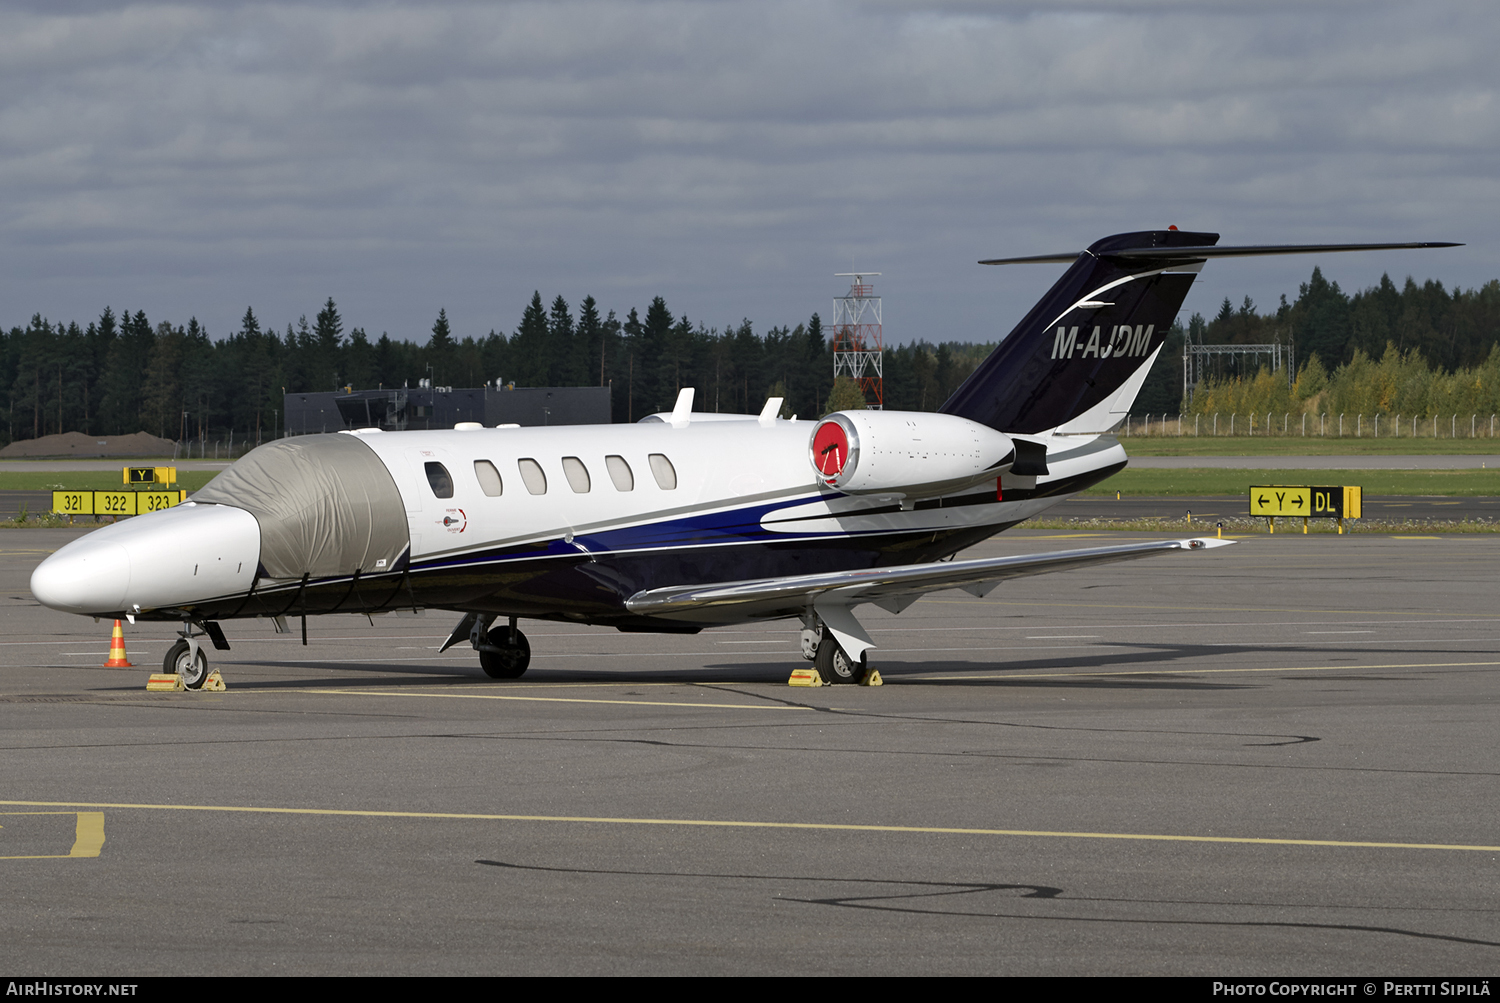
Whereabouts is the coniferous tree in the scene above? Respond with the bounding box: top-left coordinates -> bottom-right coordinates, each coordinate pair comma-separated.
374,333 -> 401,388
140,321 -> 184,440
640,297 -> 674,414
427,308 -> 455,386
236,308 -> 281,442
618,307 -> 643,422
313,299 -> 344,390
1290,267 -> 1351,365
344,327 -> 376,390
509,293 -> 550,388
95,310 -> 151,435
180,317 -> 220,442
547,296 -> 576,385
576,296 -> 605,387
480,329 -> 509,387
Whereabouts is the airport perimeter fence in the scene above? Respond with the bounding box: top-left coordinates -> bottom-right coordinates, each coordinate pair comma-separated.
162,414 -> 1500,451
170,430 -> 276,461
1123,413 -> 1500,438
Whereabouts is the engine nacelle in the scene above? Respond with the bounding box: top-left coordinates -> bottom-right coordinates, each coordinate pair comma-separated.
809,410 -> 1016,497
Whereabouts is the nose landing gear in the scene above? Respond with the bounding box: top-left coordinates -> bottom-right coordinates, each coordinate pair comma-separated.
164,637 -> 209,689
164,620 -> 229,690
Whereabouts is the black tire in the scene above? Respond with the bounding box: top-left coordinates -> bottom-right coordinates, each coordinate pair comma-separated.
814,636 -> 864,684
479,625 -> 531,679
164,638 -> 209,689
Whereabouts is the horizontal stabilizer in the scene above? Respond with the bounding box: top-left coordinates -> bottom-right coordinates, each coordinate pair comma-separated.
981,241 -> 1460,266
625,537 -> 1233,626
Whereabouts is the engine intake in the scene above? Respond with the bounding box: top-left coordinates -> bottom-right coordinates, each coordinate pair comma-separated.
809,410 -> 1016,497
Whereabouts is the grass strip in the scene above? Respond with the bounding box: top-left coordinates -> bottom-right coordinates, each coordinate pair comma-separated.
1118,436 -> 1500,457
0,471 -> 217,491
1083,467 -> 1500,496
1026,516 -> 1499,534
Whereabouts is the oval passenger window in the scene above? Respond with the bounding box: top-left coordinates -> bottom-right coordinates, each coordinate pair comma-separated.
474,460 -> 503,497
605,455 -> 633,491
424,461 -> 454,499
518,458 -> 548,495
648,453 -> 677,490
562,457 -> 591,493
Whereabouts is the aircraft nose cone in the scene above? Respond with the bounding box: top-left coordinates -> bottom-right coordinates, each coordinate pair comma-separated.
30,539 -> 132,614
30,502 -> 261,616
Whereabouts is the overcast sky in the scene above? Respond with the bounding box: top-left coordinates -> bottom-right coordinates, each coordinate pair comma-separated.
2,0 -> 1496,349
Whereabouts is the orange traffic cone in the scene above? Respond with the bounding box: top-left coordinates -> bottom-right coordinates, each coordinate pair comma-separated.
103,619 -> 133,667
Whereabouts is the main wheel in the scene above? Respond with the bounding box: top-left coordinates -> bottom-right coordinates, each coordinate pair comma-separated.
479,625 -> 531,679
164,638 -> 209,689
814,636 -> 864,684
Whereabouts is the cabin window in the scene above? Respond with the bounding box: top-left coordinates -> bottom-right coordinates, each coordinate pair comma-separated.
562,456 -> 591,493
605,455 -> 634,491
473,460 -> 503,497
517,458 -> 547,495
648,453 -> 677,490
424,462 -> 454,499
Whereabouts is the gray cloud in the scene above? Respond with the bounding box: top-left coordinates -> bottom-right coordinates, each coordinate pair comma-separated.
0,0 -> 1495,348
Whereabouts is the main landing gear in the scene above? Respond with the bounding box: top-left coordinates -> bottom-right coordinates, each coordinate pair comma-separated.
800,614 -> 871,685
479,618 -> 531,679
814,635 -> 866,684
442,613 -> 531,679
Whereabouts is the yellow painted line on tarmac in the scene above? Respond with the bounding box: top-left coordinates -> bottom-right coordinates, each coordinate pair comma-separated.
909,659 -> 1500,683
71,812 -> 105,856
1021,533 -> 1112,539
0,800 -> 1493,854
0,811 -> 104,859
1392,536 -> 1440,540
300,687 -> 808,711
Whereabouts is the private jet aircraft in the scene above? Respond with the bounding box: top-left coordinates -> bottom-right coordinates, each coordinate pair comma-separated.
30,229 -> 1456,686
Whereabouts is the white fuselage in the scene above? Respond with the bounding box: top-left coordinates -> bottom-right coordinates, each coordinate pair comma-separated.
30,413 -> 1128,624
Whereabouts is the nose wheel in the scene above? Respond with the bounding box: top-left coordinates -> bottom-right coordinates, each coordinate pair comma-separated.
164,638 -> 210,689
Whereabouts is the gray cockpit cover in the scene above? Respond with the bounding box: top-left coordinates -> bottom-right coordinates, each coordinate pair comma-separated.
194,434 -> 409,580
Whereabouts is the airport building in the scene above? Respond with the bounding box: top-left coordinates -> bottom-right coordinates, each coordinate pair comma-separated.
282,385 -> 612,434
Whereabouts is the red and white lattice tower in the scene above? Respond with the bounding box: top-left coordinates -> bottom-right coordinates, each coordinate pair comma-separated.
832,272 -> 883,408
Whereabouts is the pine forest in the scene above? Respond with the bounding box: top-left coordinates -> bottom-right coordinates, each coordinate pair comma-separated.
3,265 -> 1498,448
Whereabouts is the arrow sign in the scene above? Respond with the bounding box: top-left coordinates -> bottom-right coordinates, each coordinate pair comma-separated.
1248,485 -> 1356,518
1248,485 -> 1313,517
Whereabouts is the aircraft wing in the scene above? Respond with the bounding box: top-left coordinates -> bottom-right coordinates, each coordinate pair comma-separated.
625,537 -> 1234,657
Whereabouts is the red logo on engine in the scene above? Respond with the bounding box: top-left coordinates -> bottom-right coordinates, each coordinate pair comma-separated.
812,421 -> 850,476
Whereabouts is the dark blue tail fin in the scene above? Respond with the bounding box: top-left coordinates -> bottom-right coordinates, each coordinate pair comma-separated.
940,229 -> 1214,433
942,230 -> 1458,434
